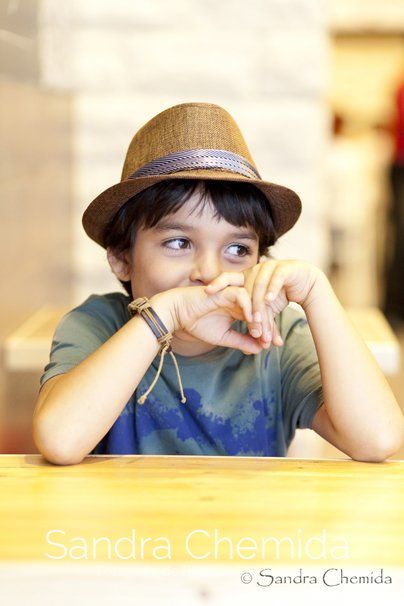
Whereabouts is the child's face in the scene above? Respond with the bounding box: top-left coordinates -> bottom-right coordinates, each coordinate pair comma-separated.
108,189 -> 261,301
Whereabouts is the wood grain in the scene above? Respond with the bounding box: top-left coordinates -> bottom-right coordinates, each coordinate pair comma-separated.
0,455 -> 402,567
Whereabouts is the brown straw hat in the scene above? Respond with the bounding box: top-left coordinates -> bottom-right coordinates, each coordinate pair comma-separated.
82,102 -> 302,248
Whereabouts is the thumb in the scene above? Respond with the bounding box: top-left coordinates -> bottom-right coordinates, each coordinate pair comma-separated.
219,327 -> 263,354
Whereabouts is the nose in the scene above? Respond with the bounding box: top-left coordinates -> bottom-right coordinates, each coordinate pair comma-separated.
189,250 -> 221,285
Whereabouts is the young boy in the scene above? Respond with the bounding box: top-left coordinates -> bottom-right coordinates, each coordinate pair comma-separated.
33,102 -> 404,465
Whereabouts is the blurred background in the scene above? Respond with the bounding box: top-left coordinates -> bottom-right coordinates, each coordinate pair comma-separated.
1,0 -> 404,458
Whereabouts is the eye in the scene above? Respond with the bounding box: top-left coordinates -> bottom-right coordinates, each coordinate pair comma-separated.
163,238 -> 191,250
226,243 -> 252,257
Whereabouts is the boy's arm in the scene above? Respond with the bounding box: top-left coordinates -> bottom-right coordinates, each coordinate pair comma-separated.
32,292 -> 175,465
303,272 -> 404,462
33,283 -> 257,465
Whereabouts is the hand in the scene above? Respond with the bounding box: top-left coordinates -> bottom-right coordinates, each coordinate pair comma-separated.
154,285 -> 266,355
204,259 -> 324,348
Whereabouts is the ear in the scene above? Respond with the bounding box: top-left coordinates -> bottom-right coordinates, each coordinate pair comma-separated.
106,246 -> 132,281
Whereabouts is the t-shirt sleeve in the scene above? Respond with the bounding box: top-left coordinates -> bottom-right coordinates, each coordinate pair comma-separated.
39,305 -> 114,390
279,308 -> 324,445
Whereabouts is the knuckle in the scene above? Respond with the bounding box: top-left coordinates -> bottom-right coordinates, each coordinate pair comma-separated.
252,295 -> 261,308
273,269 -> 285,280
253,281 -> 267,295
252,294 -> 265,306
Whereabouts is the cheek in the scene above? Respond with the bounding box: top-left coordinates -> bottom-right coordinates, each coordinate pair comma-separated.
132,254 -> 185,295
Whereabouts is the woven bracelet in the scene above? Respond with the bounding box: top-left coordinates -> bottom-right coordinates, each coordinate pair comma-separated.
127,297 -> 186,405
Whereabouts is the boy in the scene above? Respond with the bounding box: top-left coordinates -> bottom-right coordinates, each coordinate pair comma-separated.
33,102 -> 404,464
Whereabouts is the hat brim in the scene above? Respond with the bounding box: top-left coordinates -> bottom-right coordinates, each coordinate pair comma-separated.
82,170 -> 302,248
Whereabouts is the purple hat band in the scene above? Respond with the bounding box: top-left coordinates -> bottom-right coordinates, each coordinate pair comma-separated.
128,148 -> 261,180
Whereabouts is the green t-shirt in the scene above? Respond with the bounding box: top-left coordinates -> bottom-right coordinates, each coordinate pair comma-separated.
39,292 -> 324,456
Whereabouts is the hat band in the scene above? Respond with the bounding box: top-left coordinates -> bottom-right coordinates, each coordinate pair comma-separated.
128,149 -> 261,180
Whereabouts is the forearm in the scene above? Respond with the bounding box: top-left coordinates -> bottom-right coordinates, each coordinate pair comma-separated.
302,272 -> 404,458
33,293 -> 175,464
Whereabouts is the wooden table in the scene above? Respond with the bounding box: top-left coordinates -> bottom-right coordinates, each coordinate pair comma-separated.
0,454 -> 403,565
0,455 -> 403,603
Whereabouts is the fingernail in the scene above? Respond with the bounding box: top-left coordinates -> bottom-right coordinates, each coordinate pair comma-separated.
251,328 -> 260,337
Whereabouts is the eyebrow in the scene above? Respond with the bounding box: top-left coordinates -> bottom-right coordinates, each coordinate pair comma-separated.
153,221 -> 258,241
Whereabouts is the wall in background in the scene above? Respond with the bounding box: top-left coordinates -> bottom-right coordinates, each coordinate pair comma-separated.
0,0 -> 72,451
38,0 -> 332,304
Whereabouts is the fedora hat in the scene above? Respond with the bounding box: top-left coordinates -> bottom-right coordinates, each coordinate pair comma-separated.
82,102 -> 302,248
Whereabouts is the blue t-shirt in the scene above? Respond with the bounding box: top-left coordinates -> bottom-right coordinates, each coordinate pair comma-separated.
39,292 -> 324,457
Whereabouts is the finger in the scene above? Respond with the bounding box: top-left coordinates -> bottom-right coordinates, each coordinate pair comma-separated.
265,265 -> 287,304
224,286 -> 253,324
258,304 -> 274,349
251,263 -> 277,341
236,288 -> 253,324
220,327 -> 264,354
211,286 -> 253,323
272,320 -> 284,347
204,271 -> 244,294
261,303 -> 272,345
243,265 -> 263,338
243,263 -> 264,294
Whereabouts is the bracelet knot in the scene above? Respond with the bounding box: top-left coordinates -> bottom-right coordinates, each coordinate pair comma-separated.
127,297 -> 187,405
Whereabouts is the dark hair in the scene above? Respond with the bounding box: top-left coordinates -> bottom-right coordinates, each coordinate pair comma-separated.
103,178 -> 277,298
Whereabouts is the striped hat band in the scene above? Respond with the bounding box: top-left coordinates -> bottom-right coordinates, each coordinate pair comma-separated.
128,148 -> 261,180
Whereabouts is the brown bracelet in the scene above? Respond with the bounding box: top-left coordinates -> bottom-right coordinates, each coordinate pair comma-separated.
127,297 -> 186,405
128,297 -> 173,351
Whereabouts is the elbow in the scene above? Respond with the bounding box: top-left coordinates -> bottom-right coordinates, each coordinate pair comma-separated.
351,450 -> 392,464
40,449 -> 84,467
32,416 -> 85,466
349,427 -> 404,463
